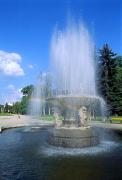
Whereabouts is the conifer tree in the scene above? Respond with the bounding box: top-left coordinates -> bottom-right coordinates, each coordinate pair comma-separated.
97,44 -> 117,114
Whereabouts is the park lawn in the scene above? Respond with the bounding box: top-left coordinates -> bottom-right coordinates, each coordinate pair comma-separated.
40,115 -> 54,121
40,115 -> 63,121
91,117 -> 103,121
0,113 -> 14,116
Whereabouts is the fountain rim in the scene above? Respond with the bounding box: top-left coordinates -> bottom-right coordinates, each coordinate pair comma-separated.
46,95 -> 102,111
46,95 -> 101,101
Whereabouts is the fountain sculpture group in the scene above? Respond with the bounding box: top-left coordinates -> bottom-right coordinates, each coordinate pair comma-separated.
48,96 -> 99,148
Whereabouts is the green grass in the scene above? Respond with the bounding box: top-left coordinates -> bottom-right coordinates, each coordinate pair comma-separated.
40,115 -> 55,121
0,112 -> 14,116
91,117 -> 103,121
39,115 -> 63,121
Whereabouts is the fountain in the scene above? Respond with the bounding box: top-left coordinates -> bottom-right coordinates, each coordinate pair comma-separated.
47,20 -> 103,148
29,20 -> 105,147
48,96 -> 101,147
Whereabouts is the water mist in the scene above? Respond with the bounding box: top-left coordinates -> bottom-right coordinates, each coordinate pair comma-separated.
30,20 -> 105,118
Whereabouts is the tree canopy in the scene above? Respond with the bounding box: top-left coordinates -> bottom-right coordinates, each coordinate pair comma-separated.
97,44 -> 122,115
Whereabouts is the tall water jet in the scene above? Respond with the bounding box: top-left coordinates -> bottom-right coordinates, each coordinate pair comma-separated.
51,21 -> 96,96
29,73 -> 47,117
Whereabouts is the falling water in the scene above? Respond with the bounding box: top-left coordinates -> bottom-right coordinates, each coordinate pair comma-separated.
30,20 -> 105,118
51,21 -> 96,96
29,73 -> 46,117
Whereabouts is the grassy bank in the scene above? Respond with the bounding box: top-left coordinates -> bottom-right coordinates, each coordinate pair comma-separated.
0,113 -> 14,116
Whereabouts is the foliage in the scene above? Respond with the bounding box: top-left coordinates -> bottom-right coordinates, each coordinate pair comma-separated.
20,85 -> 34,114
4,103 -> 9,113
13,102 -> 21,114
0,104 -> 4,113
0,85 -> 34,115
111,56 -> 122,115
4,103 -> 13,113
8,85 -> 34,115
97,44 -> 122,115
21,85 -> 34,97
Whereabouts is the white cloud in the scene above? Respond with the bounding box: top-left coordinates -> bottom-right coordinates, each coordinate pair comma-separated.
28,64 -> 34,69
8,84 -> 15,89
0,50 -> 24,76
4,84 -> 23,104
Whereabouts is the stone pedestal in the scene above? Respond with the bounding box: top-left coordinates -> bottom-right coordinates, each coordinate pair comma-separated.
48,96 -> 100,148
49,127 -> 99,148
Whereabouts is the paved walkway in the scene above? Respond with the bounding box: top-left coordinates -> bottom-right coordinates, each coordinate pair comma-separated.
91,121 -> 122,132
0,115 -> 54,132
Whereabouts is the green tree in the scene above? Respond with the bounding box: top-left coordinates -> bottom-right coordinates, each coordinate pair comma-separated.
13,102 -> 21,114
21,85 -> 34,97
20,96 -> 29,114
0,104 -> 4,113
20,85 -> 34,114
111,56 -> 122,115
97,44 -> 117,114
4,103 -> 9,113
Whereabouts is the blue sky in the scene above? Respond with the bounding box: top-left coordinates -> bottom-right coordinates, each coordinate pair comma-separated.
0,0 -> 121,104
